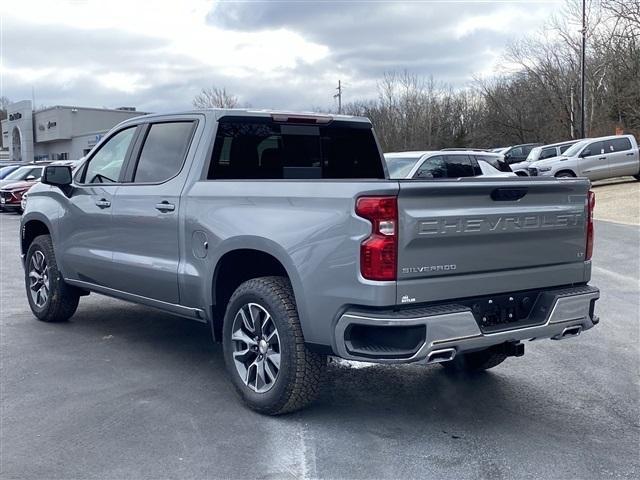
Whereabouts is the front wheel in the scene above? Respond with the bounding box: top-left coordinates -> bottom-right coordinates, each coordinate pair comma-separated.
555,172 -> 575,178
222,276 -> 326,415
25,235 -> 80,322
441,346 -> 507,373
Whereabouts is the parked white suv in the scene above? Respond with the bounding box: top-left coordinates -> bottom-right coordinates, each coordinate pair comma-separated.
527,134 -> 640,181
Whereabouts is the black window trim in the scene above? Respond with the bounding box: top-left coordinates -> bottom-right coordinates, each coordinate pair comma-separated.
74,124 -> 143,186
119,119 -> 198,186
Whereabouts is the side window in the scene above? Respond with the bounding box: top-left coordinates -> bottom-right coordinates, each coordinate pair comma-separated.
445,154 -> 475,177
26,167 -> 43,179
559,143 -> 573,153
509,147 -> 523,157
539,147 -> 557,160
133,122 -> 195,183
607,137 -> 632,153
415,156 -> 447,178
82,127 -> 136,183
583,141 -> 604,157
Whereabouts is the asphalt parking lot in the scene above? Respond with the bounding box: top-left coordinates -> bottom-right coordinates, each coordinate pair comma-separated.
1,189 -> 639,479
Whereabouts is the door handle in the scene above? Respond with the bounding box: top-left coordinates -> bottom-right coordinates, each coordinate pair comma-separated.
598,157 -> 606,160
626,152 -> 634,156
155,201 -> 176,212
95,198 -> 111,209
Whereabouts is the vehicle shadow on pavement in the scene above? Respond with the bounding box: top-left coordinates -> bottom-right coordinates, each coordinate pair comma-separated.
61,299 -> 547,425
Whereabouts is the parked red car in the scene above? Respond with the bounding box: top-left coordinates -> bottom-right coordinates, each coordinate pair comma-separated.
0,179 -> 38,213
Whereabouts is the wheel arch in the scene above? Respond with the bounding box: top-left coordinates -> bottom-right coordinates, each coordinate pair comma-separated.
209,241 -> 305,341
555,169 -> 576,177
21,215 -> 53,258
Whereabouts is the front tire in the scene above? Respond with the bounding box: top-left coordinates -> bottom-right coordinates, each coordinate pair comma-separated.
222,276 -> 326,415
25,235 -> 80,322
441,346 -> 507,373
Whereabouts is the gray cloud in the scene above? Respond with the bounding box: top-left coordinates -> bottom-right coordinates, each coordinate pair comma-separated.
2,2 -> 555,112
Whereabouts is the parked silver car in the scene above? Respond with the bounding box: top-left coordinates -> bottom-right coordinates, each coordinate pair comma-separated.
527,134 -> 640,180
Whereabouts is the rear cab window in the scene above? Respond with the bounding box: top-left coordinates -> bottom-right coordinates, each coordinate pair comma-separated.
208,117 -> 385,180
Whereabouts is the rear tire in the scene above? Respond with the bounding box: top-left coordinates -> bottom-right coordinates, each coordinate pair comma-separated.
222,276 -> 326,415
555,171 -> 575,178
441,346 -> 507,373
25,235 -> 80,322
634,174 -> 640,181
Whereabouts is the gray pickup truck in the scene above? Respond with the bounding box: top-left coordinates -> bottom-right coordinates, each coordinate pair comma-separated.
21,109 -> 599,414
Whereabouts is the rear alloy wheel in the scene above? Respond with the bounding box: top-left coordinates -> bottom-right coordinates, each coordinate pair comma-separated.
25,235 -> 80,322
222,276 -> 326,414
230,302 -> 282,393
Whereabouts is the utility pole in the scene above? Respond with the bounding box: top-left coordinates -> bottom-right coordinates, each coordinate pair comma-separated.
580,0 -> 586,138
334,80 -> 342,114
570,85 -> 575,139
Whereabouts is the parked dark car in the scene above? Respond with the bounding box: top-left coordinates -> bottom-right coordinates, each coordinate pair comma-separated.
501,143 -> 543,164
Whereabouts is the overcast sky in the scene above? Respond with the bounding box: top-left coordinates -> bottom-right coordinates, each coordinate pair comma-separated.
1,0 -> 564,112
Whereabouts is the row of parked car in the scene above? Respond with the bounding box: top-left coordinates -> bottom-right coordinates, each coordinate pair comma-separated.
0,160 -> 79,213
383,133 -> 640,181
2,133 -> 638,215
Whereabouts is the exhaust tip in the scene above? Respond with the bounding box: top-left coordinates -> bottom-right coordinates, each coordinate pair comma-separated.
426,348 -> 456,364
552,325 -> 582,340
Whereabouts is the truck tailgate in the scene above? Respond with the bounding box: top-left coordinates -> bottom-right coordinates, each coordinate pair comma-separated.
396,178 -> 591,304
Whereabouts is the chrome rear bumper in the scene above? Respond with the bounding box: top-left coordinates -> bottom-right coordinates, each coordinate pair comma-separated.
334,285 -> 599,364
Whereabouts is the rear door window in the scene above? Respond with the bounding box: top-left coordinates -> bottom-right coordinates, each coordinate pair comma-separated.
414,155 -> 475,178
445,154 -> 475,177
606,137 -> 632,153
208,118 -> 384,179
133,122 -> 195,183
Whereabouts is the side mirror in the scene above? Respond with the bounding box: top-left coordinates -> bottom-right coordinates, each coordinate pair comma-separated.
25,175 -> 36,180
579,150 -> 591,158
42,165 -> 72,187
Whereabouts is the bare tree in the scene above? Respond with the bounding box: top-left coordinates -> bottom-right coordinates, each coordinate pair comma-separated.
193,86 -> 239,109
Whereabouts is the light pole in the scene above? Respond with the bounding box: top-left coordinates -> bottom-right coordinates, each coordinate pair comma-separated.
580,0 -> 586,138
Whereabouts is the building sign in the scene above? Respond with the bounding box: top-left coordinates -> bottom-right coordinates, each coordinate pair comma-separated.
47,121 -> 57,129
9,112 -> 22,121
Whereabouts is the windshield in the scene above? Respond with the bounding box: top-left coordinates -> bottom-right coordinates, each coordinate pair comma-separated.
3,166 -> 32,181
0,165 -> 19,179
562,140 -> 587,157
526,147 -> 542,161
384,156 -> 421,179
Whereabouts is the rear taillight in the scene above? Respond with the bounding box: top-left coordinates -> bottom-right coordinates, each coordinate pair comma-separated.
586,190 -> 595,260
355,196 -> 398,281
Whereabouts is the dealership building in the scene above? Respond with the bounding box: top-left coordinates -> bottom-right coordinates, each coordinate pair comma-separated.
1,100 -> 146,162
